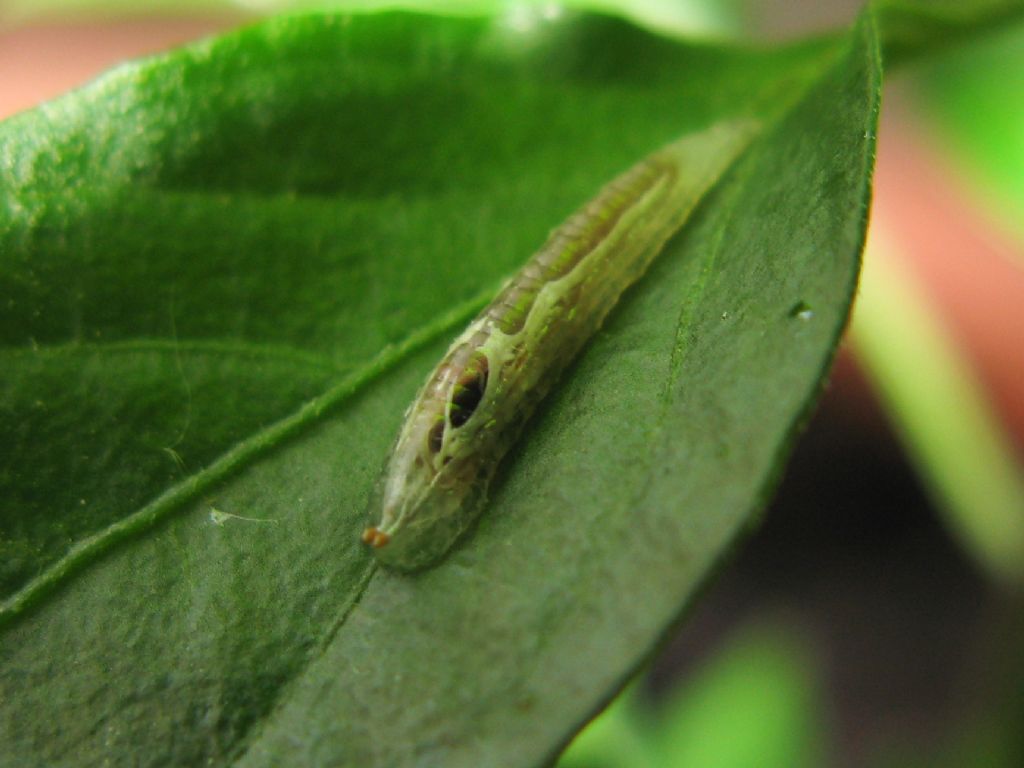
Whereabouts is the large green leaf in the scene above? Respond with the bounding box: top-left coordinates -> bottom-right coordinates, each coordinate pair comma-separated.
0,8 -> 878,767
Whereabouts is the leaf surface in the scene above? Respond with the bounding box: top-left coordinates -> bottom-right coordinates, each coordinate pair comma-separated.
0,9 -> 878,766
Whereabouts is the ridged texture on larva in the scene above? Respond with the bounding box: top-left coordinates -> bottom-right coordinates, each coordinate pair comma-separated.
488,157 -> 672,335
364,119 -> 757,570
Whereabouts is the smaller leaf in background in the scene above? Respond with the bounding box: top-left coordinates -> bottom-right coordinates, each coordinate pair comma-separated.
913,20 -> 1024,249
575,0 -> 745,36
657,622 -> 826,768
555,685 -> 659,768
871,0 -> 1024,69
558,620 -> 826,768
849,228 -> 1024,584
0,0 -> 744,37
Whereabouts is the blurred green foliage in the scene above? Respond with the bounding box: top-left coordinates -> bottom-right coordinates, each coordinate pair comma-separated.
561,613 -> 1024,768
917,21 -> 1024,246
558,622 -> 826,768
851,233 -> 1024,584
0,0 -> 745,37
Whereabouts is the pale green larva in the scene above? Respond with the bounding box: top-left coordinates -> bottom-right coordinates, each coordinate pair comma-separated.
363,119 -> 756,570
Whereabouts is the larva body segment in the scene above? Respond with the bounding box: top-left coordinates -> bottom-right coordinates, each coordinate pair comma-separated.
363,119 -> 756,570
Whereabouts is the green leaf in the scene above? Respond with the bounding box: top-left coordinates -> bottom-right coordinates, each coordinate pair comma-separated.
0,8 -> 878,767
914,19 -> 1024,247
0,0 -> 743,39
556,684 -> 659,768
872,0 -> 1024,68
657,624 -> 825,768
557,622 -> 826,768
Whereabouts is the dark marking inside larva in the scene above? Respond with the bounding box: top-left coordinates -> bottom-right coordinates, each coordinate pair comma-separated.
450,355 -> 489,428
427,419 -> 445,454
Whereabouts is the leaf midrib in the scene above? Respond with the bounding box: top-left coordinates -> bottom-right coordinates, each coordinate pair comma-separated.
1,338 -> 347,373
0,283 -> 497,629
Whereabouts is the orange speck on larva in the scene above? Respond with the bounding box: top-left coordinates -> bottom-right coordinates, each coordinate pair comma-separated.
361,527 -> 390,548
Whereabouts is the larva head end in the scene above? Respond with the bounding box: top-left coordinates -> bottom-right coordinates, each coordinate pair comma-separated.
361,526 -> 391,548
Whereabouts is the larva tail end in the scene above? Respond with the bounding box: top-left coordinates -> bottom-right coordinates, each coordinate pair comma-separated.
361,526 -> 391,548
